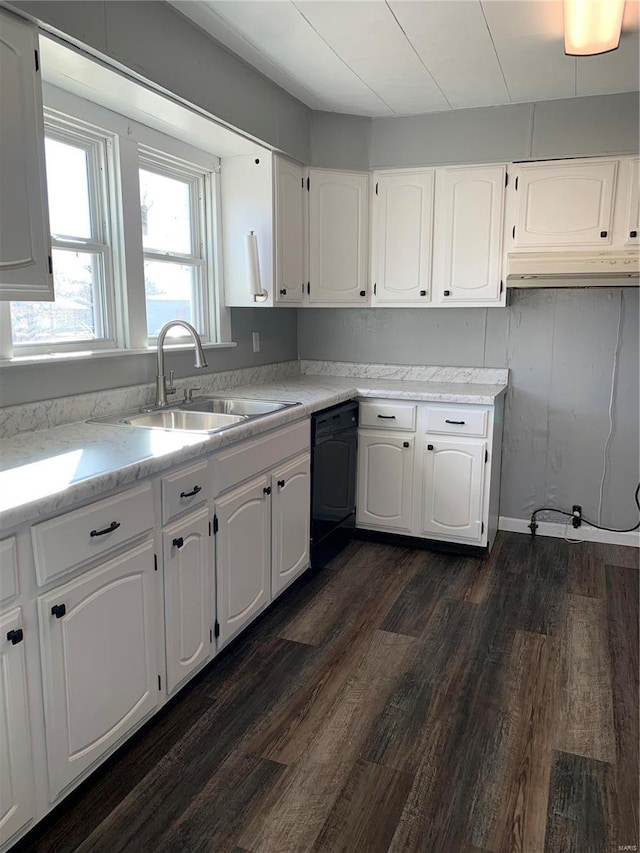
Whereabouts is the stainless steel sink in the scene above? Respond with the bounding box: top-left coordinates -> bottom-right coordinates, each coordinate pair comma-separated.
182,397 -> 294,416
88,395 -> 300,433
122,410 -> 247,432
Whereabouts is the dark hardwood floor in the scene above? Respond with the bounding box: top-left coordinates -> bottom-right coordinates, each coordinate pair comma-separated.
14,532 -> 639,853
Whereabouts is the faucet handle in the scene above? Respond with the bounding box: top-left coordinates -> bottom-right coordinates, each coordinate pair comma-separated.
166,370 -> 177,397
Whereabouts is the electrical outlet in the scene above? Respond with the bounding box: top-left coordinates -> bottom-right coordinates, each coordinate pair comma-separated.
252,332 -> 260,353
572,505 -> 582,528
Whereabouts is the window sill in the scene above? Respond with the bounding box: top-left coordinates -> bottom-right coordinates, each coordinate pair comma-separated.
0,341 -> 237,368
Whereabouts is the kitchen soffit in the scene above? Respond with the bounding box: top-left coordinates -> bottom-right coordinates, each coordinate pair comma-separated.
169,0 -> 640,117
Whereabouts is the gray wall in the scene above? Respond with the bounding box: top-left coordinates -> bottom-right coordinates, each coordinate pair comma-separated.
0,308 -> 297,406
303,91 -> 640,528
9,0 -> 311,162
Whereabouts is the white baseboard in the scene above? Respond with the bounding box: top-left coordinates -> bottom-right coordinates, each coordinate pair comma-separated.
499,516 -> 640,548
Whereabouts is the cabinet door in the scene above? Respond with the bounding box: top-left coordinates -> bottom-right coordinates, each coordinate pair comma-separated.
271,454 -> 310,597
512,160 -> 617,248
215,476 -> 270,647
422,438 -> 485,542
373,170 -> 434,304
0,608 -> 33,847
433,164 -> 506,304
0,10 -> 53,301
38,540 -> 159,799
624,158 -> 639,246
275,156 -> 304,304
308,169 -> 369,304
163,507 -> 212,695
357,432 -> 414,532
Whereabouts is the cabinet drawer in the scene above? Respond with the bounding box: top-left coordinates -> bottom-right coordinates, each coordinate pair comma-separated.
161,460 -> 209,524
211,419 -> 310,495
425,407 -> 488,438
0,537 -> 18,604
32,483 -> 154,586
359,400 -> 417,431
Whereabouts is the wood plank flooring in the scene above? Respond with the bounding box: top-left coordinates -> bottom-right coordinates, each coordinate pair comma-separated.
13,532 -> 638,853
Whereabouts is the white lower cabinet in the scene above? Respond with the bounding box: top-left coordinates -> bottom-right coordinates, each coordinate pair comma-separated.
215,475 -> 271,648
37,539 -> 159,799
357,432 -> 414,532
421,438 -> 485,542
271,454 -> 311,596
163,507 -> 213,695
0,607 -> 34,848
357,399 -> 503,550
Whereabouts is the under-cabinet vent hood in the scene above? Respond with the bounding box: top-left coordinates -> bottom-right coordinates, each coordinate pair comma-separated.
507,251 -> 639,287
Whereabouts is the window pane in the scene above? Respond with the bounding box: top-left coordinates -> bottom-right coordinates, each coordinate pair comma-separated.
144,260 -> 200,337
11,249 -> 104,345
139,169 -> 193,255
45,138 -> 92,239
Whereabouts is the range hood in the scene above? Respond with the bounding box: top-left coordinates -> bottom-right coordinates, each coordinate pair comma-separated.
507,250 -> 639,287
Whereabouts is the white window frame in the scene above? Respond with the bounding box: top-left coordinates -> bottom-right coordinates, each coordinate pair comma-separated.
7,112 -> 119,356
138,147 -> 215,344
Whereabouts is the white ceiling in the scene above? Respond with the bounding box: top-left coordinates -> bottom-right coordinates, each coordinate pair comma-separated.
170,0 -> 640,117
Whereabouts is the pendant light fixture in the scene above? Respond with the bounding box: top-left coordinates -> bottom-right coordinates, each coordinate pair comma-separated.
564,0 -> 626,55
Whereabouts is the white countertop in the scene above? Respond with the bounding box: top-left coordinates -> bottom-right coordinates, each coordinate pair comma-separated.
0,375 -> 507,530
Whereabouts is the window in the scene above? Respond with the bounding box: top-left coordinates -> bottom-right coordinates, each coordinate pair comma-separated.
138,152 -> 211,340
10,118 -> 117,353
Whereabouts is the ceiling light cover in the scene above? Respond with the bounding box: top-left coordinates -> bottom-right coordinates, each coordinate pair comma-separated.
564,0 -> 626,55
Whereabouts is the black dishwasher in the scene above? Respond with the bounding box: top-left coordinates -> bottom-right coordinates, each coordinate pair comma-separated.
310,400 -> 358,566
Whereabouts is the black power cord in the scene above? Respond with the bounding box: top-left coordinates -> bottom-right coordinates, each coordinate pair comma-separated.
528,482 -> 640,538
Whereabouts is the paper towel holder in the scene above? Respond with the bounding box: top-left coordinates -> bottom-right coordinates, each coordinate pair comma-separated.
246,231 -> 268,302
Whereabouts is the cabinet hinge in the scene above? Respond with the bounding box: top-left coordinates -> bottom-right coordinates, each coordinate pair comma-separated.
214,620 -> 220,638
209,520 -> 212,537
306,177 -> 310,192
512,225 -> 516,239
375,182 -> 379,195
485,449 -> 489,463
213,515 -> 218,535
481,522 -> 485,534
500,280 -> 504,295
515,176 -> 519,191
307,281 -> 310,295
505,172 -> 508,187
158,674 -> 162,690
373,283 -> 377,295
34,49 -> 39,72
154,553 -> 158,571
48,255 -> 53,275
209,628 -> 213,643
301,177 -> 304,189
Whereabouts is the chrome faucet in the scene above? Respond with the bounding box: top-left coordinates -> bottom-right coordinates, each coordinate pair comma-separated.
155,320 -> 208,407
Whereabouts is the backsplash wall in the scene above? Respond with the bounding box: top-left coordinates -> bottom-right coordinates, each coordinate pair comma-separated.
298,288 -> 640,528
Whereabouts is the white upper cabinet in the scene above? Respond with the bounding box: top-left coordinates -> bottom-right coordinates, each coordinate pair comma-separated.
274,156 -> 305,305
623,158 -> 639,246
372,170 -> 434,305
510,158 -> 618,249
0,9 -> 53,301
432,164 -> 506,305
308,169 -> 369,304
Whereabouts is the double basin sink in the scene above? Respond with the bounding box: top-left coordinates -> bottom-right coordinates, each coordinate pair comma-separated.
90,396 -> 301,434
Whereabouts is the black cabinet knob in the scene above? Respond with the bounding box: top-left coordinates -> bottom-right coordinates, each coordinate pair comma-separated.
173,537 -> 184,549
51,604 -> 66,619
631,230 -> 638,238
280,288 -> 287,295
277,479 -> 286,488
600,230 -> 608,238
7,629 -> 23,645
443,290 -> 450,296
263,486 -> 272,496
403,441 -> 410,448
359,290 -> 366,297
427,444 -> 434,451
420,290 -> 427,296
